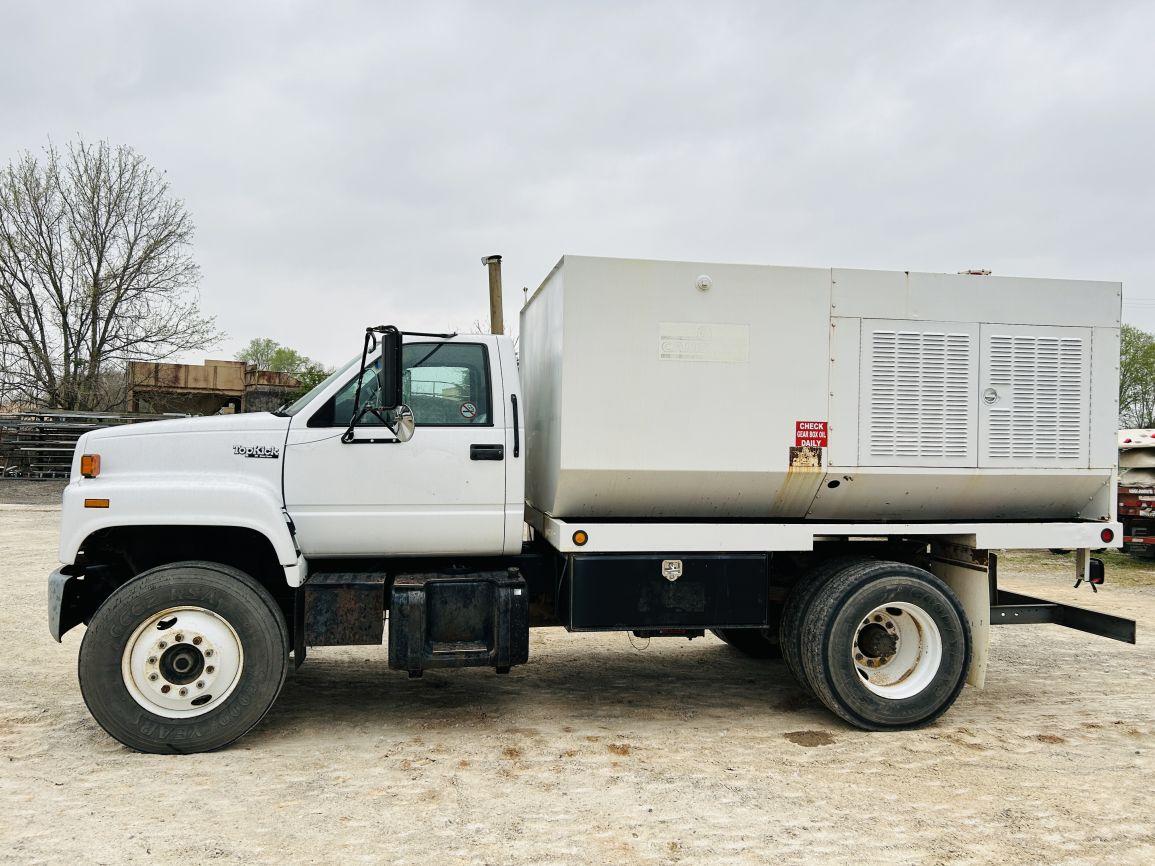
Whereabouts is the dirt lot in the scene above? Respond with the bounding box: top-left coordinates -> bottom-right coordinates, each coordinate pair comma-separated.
1,502 -> 1153,865
0,479 -> 67,506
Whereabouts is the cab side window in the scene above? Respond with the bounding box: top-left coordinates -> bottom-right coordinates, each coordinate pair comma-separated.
402,343 -> 491,425
312,343 -> 491,428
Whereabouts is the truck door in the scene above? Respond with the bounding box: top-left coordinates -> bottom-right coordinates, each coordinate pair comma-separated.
282,337 -> 508,557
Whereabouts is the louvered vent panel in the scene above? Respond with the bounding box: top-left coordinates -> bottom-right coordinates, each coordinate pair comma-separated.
868,328 -> 972,460
986,333 -> 1084,461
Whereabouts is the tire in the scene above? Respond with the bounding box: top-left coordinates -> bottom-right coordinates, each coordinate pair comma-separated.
778,557 -> 861,697
799,560 -> 970,731
78,561 -> 289,754
711,627 -> 781,659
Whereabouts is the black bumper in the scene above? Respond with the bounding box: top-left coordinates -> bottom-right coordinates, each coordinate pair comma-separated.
48,567 -> 86,642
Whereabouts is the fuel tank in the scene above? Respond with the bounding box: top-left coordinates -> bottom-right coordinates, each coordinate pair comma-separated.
520,255 -> 1119,522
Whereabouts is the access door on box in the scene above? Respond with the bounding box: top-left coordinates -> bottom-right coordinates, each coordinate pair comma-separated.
976,323 -> 1092,469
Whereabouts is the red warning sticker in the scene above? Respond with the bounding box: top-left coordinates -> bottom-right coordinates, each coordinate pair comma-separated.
795,420 -> 828,448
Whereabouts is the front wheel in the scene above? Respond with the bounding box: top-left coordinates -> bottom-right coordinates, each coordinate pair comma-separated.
799,561 -> 970,730
78,561 -> 289,753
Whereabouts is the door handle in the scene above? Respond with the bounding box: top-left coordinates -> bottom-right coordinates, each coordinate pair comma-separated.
470,444 -> 504,461
511,394 -> 520,458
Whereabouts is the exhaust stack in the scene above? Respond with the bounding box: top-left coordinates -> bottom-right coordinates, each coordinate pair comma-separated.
482,254 -> 504,335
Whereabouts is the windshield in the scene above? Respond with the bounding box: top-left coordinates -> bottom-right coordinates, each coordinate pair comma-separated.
278,356 -> 360,416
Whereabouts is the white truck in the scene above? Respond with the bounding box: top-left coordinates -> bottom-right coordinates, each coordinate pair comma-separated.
50,256 -> 1136,753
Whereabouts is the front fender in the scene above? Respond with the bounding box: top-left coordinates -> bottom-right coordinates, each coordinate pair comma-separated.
60,475 -> 300,580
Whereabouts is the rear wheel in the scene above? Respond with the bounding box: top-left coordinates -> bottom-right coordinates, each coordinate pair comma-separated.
778,557 -> 860,697
799,560 -> 970,730
78,561 -> 289,754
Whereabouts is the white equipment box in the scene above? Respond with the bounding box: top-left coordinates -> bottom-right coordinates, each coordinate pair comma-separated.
520,255 -> 1120,521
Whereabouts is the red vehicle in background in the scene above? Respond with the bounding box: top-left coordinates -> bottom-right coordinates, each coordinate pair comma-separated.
1119,430 -> 1155,558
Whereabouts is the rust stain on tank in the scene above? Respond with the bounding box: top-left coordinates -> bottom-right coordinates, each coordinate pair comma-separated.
770,449 -> 824,517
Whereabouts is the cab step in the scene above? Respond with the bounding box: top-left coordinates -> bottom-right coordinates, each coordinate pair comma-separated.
388,569 -> 529,677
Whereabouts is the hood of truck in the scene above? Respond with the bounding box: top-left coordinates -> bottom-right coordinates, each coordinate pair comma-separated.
59,411 -> 297,568
71,412 -> 292,484
86,411 -> 290,441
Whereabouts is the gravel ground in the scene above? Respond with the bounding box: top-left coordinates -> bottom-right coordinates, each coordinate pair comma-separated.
1,505 -> 1152,865
0,479 -> 67,506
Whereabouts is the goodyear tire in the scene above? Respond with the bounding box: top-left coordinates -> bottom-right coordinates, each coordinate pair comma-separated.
798,560 -> 970,730
78,561 -> 289,754
711,627 -> 782,659
778,557 -> 860,697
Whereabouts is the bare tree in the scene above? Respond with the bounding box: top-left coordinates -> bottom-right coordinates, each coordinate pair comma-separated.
0,139 -> 220,411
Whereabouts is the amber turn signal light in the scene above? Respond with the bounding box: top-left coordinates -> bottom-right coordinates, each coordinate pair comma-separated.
572,530 -> 588,546
80,454 -> 101,478
83,498 -> 110,509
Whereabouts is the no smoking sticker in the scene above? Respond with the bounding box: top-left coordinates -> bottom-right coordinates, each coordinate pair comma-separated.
459,401 -> 477,419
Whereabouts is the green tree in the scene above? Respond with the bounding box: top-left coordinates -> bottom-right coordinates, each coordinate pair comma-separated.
237,337 -> 330,400
1120,324 -> 1155,428
292,362 -> 331,393
237,337 -> 319,376
235,337 -> 280,371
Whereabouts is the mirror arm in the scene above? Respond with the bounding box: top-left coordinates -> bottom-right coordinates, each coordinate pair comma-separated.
340,405 -> 408,444
339,324 -> 416,445
340,327 -> 379,444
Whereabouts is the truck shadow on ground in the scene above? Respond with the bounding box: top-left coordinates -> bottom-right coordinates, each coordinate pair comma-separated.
250,634 -> 835,742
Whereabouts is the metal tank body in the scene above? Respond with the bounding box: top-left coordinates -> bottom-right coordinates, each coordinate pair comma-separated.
519,255 -> 1120,522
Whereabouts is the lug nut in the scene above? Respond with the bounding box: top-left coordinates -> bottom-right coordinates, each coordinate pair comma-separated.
854,653 -> 864,661
192,636 -> 202,645
178,688 -> 188,697
206,665 -> 215,674
148,673 -> 159,681
147,656 -> 157,664
205,649 -> 214,657
161,685 -> 171,694
158,641 -> 167,649
197,681 -> 205,689
175,633 -> 184,642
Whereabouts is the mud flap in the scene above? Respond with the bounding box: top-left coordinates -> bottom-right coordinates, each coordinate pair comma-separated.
929,545 -> 990,689
48,566 -> 97,642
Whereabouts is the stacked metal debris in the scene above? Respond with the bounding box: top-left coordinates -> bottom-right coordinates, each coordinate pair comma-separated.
0,411 -> 180,480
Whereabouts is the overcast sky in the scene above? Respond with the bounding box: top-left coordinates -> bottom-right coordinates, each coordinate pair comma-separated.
3,0 -> 1154,366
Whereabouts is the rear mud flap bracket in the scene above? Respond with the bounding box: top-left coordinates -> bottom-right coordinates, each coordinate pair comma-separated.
992,589 -> 1136,644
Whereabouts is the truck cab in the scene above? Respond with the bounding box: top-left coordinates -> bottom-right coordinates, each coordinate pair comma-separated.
56,333 -> 523,594
280,333 -> 523,560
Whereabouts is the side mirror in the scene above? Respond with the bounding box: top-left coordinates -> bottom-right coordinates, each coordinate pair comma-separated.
342,325 -> 416,446
392,405 -> 415,443
377,326 -> 404,411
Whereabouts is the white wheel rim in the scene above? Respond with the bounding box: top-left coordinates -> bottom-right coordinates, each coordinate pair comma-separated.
852,602 -> 941,700
121,606 -> 244,719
